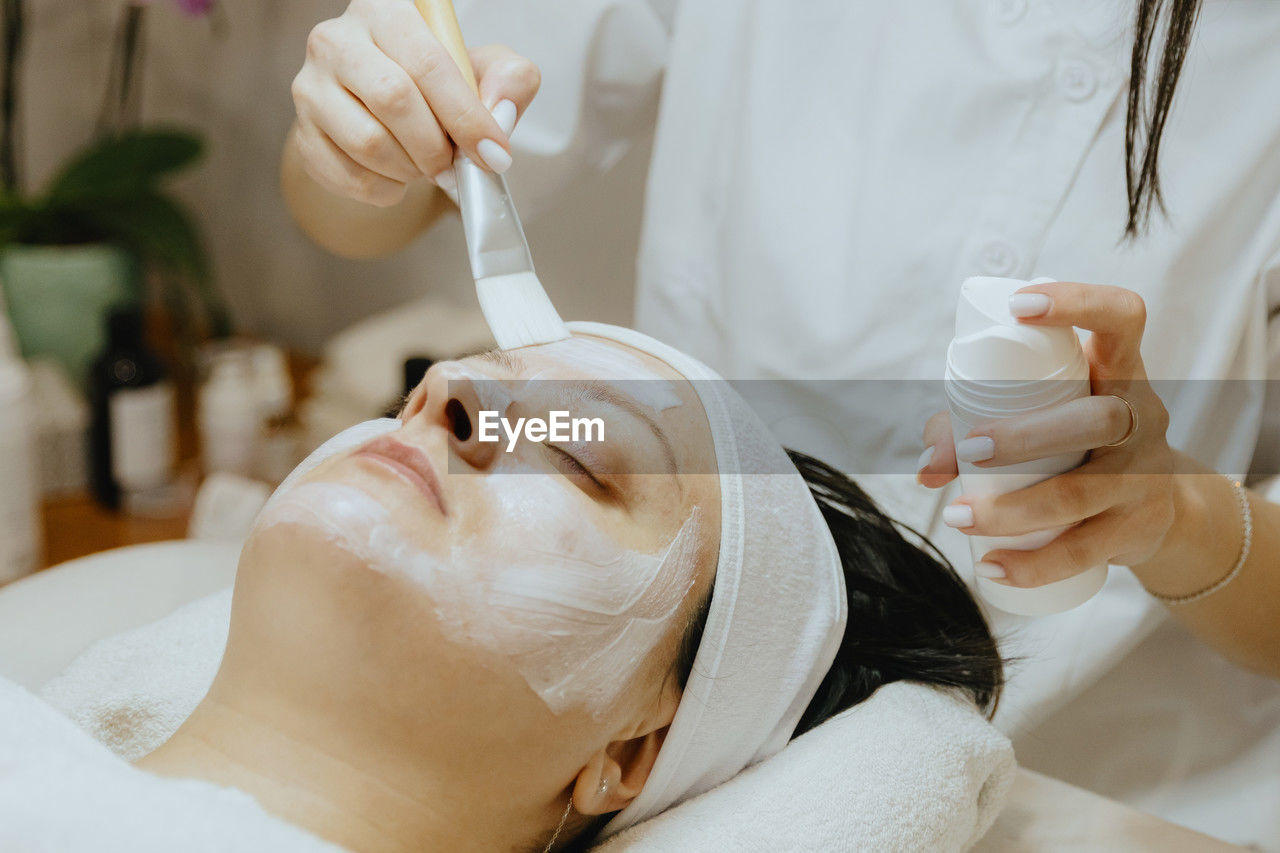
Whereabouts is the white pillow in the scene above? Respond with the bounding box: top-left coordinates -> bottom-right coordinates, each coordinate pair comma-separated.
39,589 -> 1013,851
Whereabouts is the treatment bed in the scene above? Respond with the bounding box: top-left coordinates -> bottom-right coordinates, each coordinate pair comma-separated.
0,542 -> 1240,851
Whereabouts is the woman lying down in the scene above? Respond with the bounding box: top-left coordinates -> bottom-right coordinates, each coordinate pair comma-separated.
2,323 -> 1004,852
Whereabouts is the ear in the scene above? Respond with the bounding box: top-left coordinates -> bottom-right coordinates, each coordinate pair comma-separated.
571,685 -> 681,816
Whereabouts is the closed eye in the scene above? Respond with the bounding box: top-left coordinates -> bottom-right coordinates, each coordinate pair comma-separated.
544,443 -> 607,492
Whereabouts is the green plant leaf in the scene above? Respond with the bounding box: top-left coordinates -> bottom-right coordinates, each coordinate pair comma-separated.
73,190 -> 230,335
80,191 -> 206,278
0,193 -> 32,244
45,129 -> 203,205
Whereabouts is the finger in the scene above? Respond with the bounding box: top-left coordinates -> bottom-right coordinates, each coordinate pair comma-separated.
303,78 -> 421,184
979,510 -> 1127,588
332,40 -> 454,178
294,121 -> 407,207
1007,281 -> 1147,371
470,44 -> 541,114
961,395 -> 1135,468
368,2 -> 512,173
918,410 -> 958,488
945,453 -> 1134,537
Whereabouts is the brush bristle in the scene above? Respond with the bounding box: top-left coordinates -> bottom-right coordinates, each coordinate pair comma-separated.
476,271 -> 571,350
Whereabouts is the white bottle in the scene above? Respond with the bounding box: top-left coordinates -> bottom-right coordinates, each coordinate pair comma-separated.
0,357 -> 41,583
199,352 -> 262,477
250,343 -> 299,484
945,276 -> 1107,616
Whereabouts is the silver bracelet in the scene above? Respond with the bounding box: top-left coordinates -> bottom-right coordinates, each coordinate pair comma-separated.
1150,476 -> 1253,607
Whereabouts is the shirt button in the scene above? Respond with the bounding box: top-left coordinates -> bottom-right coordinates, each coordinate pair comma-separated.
1057,59 -> 1098,101
977,240 -> 1020,276
992,0 -> 1028,24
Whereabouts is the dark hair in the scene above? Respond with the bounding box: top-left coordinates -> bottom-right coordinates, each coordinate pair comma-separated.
560,451 -> 1003,852
1124,0 -> 1204,237
674,450 -> 1003,731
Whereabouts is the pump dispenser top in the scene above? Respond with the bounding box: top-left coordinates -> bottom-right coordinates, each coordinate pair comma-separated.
950,276 -> 1088,383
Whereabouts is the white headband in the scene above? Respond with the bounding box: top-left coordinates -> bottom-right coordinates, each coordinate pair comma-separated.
566,323 -> 846,834
265,326 -> 847,833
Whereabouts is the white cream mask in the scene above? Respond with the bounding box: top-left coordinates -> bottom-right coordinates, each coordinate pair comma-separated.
528,337 -> 684,414
258,476 -> 701,716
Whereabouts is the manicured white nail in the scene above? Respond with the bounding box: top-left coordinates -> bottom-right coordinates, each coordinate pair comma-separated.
1009,292 -> 1052,318
943,504 -> 974,529
476,138 -> 512,173
916,445 -> 935,473
491,99 -> 517,136
955,436 -> 995,463
433,168 -> 458,204
974,561 -> 1007,580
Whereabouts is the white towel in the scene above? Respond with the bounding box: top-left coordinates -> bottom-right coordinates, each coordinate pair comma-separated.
594,682 -> 1014,853
40,588 -> 233,761
0,675 -> 342,853
43,599 -> 1013,851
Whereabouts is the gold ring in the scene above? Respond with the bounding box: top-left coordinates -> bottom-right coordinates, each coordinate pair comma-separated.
1102,395 -> 1139,448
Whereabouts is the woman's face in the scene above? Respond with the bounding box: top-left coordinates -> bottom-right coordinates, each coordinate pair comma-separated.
221,334 -> 720,822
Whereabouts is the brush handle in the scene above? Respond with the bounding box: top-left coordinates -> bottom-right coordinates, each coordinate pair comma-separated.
413,0 -> 480,96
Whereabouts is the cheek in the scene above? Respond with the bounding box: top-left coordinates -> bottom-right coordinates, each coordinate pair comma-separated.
446,475 -> 703,716
253,476 -> 703,719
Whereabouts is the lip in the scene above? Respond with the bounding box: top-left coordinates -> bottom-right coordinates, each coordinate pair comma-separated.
354,436 -> 448,516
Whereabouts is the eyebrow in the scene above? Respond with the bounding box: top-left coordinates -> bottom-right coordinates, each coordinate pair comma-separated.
475,348 -> 525,372
577,381 -> 679,477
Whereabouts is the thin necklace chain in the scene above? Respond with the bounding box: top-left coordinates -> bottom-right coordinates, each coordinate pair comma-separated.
542,798 -> 574,853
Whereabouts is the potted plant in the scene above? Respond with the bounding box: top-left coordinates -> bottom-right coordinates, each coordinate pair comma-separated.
0,0 -> 228,388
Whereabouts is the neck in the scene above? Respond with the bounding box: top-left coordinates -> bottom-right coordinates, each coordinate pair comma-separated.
136,694 -> 518,853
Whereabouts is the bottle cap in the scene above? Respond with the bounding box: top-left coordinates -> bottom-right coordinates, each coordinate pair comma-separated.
250,344 -> 293,420
200,353 -> 258,419
945,276 -> 1089,421
949,276 -> 1086,382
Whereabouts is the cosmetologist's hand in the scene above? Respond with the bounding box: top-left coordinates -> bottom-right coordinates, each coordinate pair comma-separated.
917,282 -> 1178,588
290,0 -> 541,206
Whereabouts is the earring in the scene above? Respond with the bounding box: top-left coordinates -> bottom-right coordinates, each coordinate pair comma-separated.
597,778 -> 609,797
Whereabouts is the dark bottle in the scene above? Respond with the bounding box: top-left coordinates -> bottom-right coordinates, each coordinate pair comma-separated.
88,306 -> 176,509
382,355 -> 434,417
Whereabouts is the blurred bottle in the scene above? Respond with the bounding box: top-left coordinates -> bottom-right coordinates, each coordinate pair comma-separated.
88,306 -> 176,511
199,350 -> 260,478
0,299 -> 41,582
382,355 -> 433,417
251,343 -> 300,484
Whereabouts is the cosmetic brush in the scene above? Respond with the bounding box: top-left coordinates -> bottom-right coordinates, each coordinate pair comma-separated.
415,0 -> 570,351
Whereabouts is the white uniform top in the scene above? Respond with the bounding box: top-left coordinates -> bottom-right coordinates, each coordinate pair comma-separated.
458,0 -> 1280,846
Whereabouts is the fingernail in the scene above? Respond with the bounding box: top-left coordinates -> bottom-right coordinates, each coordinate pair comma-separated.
974,561 -> 1007,580
916,445 -> 935,473
1009,292 -> 1052,318
943,504 -> 974,528
433,168 -> 458,204
476,138 -> 512,173
491,99 -> 517,136
955,436 -> 995,463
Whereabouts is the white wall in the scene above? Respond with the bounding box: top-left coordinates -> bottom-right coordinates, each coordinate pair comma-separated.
20,0 -> 646,352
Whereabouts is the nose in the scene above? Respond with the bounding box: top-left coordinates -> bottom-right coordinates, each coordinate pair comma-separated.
416,363 -> 502,470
